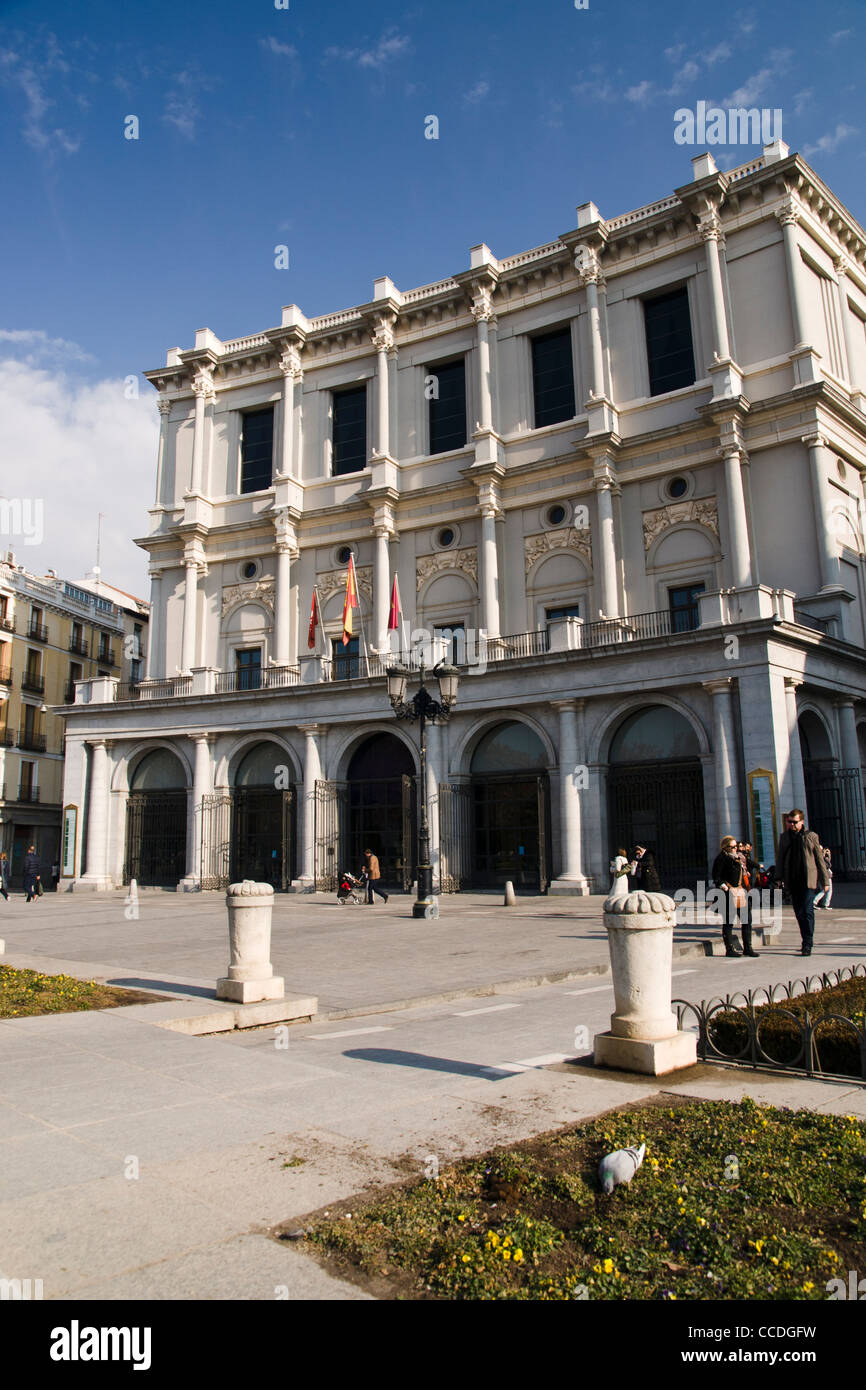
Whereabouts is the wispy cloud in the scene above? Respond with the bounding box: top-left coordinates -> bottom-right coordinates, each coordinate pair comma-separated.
0,39 -> 80,156
162,69 -> 214,141
803,123 -> 857,159
260,37 -> 298,59
464,80 -> 490,105
0,330 -> 93,365
700,42 -> 732,66
325,29 -> 411,70
830,29 -> 852,44
572,68 -> 616,104
625,80 -> 654,105
793,89 -> 812,116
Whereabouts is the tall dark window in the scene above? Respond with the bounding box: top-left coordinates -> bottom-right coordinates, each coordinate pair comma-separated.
668,583 -> 704,633
433,624 -> 465,665
643,288 -> 696,396
235,647 -> 262,690
332,386 -> 367,476
531,327 -> 575,428
332,635 -> 360,679
240,408 -> 274,494
428,359 -> 466,454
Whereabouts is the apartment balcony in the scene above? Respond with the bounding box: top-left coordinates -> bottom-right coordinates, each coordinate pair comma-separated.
21,672 -> 45,695
69,636 -> 89,656
27,621 -> 49,643
0,615 -> 13,634
0,729 -> 14,747
15,786 -> 40,803
96,646 -> 117,667
17,731 -> 47,753
0,666 -> 12,687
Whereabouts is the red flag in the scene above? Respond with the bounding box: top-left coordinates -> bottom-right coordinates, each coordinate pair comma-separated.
388,574 -> 401,631
342,554 -> 359,646
307,588 -> 321,650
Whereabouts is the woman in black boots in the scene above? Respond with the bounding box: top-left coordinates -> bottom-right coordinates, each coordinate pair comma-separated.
711,835 -> 758,958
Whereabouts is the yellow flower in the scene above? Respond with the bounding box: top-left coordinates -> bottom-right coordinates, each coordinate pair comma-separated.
502,1250 -> 511,1261
514,1250 -> 524,1263
603,1258 -> 614,1274
457,1214 -> 466,1222
802,1282 -> 814,1292
461,1254 -> 470,1263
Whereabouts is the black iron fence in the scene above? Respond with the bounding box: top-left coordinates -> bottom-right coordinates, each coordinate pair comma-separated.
674,965 -> 866,1082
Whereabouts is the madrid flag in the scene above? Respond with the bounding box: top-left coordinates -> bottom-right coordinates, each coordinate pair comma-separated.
341,554 -> 359,645
307,587 -> 321,651
388,574 -> 401,632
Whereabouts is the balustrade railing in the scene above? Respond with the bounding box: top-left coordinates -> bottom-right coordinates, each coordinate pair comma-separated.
215,665 -> 300,693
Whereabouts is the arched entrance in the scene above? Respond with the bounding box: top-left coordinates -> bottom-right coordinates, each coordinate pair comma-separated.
231,742 -> 296,889
799,711 -> 850,872
469,721 -> 550,892
346,733 -> 416,891
607,706 -> 706,888
124,748 -> 187,886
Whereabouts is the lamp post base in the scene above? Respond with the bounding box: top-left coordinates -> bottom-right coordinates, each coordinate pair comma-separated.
413,897 -> 439,919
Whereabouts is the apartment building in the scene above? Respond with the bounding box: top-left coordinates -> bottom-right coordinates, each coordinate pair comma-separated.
59,140 -> 866,895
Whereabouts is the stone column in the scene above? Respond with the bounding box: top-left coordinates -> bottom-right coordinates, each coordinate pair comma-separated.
720,445 -> 754,588
189,367 -> 214,495
479,507 -> 501,639
784,678 -> 808,812
803,433 -> 840,589
373,316 -> 395,458
181,557 -> 201,673
75,739 -> 113,890
297,724 -> 323,888
704,679 -> 745,844
471,287 -> 496,432
594,471 -> 620,618
374,524 -> 392,652
181,732 -> 213,890
585,274 -> 606,401
551,699 -> 591,894
699,211 -> 731,362
145,570 -> 163,680
836,698 -> 862,776
427,719 -> 441,890
273,509 -> 298,667
278,346 -> 303,478
154,398 -> 172,506
834,257 -> 865,409
776,198 -> 820,384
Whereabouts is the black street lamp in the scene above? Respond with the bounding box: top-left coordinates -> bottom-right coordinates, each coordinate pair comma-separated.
386,659 -> 459,918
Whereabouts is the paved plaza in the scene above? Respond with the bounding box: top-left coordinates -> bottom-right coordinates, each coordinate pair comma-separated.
1,888 -> 864,1299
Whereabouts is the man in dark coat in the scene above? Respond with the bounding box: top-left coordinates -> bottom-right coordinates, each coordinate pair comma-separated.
776,809 -> 829,956
23,844 -> 40,902
631,845 -> 661,892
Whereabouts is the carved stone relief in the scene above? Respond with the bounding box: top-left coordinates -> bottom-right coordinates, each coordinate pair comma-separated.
524,527 -> 593,573
642,498 -> 720,551
221,578 -> 275,616
416,547 -> 478,590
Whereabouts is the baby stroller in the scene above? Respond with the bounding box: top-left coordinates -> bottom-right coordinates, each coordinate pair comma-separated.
337,870 -> 365,905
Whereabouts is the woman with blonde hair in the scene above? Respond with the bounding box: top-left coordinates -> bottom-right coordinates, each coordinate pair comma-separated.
711,835 -> 758,958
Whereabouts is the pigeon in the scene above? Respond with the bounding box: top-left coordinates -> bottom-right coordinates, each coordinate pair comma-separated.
598,1142 -> 646,1195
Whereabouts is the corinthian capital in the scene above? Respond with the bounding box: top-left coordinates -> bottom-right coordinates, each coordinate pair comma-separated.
775,195 -> 802,228
573,245 -> 605,288
279,345 -> 304,379
697,209 -> 725,244
158,397 -> 172,418
372,313 -> 396,353
471,285 -> 497,324
192,367 -> 216,401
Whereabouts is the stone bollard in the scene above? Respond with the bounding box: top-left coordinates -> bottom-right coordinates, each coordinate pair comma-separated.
504,881 -> 516,906
593,889 -> 697,1075
216,881 -> 285,1004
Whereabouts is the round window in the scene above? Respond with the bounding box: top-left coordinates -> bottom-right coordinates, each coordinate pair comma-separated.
667,476 -> 688,500
837,458 -> 847,481
547,504 -> 567,526
337,546 -> 353,565
242,561 -> 259,580
438,527 -> 455,548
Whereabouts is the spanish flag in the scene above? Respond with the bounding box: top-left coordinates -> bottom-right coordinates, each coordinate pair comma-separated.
307,587 -> 322,651
388,573 -> 401,632
341,554 -> 359,645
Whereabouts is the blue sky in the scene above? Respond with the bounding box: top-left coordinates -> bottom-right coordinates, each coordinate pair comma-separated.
1,0 -> 864,590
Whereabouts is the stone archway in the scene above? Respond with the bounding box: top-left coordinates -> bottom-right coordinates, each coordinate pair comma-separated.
345,732 -> 417,891
124,747 -> 188,886
467,720 -> 551,892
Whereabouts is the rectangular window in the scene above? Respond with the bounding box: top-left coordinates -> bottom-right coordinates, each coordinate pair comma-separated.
668,583 -> 704,633
428,359 -> 467,455
531,327 -> 575,428
332,386 -> 368,476
240,407 -> 274,494
546,604 -> 581,631
234,647 -> 262,690
332,635 -> 360,679
19,762 -> 35,798
643,287 -> 696,396
433,623 -> 465,666
94,596 -> 114,615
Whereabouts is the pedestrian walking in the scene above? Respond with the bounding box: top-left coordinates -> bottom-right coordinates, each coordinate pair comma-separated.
775,809 -> 829,956
608,847 -> 635,898
631,844 -> 661,892
0,852 -> 9,901
712,836 -> 758,957
813,846 -> 834,910
23,844 -> 41,902
362,848 -> 388,904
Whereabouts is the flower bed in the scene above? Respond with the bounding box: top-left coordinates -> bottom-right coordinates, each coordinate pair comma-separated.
290,1096 -> 866,1300
0,965 -> 163,1017
708,977 -> 866,1077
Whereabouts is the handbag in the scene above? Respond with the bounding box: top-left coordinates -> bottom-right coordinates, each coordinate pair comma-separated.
35,877 -> 43,897
731,886 -> 746,910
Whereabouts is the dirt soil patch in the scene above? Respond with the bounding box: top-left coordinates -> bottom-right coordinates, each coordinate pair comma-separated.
281,1094 -> 866,1300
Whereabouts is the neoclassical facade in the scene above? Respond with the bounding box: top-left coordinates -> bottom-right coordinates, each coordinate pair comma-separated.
59,141 -> 866,894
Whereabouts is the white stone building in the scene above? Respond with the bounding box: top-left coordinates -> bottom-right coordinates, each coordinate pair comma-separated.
59,142 -> 866,895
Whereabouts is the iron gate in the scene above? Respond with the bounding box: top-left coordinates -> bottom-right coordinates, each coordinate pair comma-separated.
439,782 -> 472,892
124,791 -> 188,886
314,780 -> 349,891
200,789 -> 295,890
608,760 -> 706,889
805,767 -> 866,878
